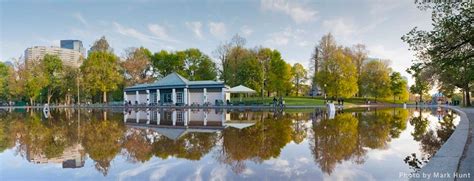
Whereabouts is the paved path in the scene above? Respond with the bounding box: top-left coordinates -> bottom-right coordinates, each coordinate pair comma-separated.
458,107 -> 474,180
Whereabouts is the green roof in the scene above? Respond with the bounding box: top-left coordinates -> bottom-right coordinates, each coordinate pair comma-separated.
149,72 -> 189,87
125,72 -> 224,91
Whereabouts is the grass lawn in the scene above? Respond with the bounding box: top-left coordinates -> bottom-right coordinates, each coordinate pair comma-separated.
230,96 -> 412,106
230,96 -> 354,106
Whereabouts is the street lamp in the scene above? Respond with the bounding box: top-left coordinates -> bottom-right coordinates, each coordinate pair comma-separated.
324,84 -> 327,103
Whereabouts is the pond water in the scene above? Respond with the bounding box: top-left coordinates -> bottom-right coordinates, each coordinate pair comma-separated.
0,107 -> 460,180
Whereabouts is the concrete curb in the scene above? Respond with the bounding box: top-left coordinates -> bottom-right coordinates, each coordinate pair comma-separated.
412,106 -> 470,181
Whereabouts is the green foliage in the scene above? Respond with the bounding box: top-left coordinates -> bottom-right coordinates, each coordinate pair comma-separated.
0,62 -> 10,100
402,2 -> 473,106
360,60 -> 391,99
89,36 -> 113,53
151,50 -> 186,77
292,63 -> 308,96
81,51 -> 123,103
236,56 -> 264,91
25,60 -> 49,105
390,72 -> 409,101
316,49 -> 358,98
42,54 -> 64,104
406,63 -> 432,102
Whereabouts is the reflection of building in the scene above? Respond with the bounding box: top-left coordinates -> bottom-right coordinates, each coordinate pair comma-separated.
26,144 -> 85,168
124,73 -> 230,106
124,109 -> 256,140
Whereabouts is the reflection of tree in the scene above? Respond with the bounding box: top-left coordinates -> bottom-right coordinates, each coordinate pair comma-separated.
82,115 -> 125,176
404,153 -> 427,172
409,110 -> 429,141
217,112 -> 293,174
310,113 -> 358,174
420,110 -> 456,159
152,132 -> 217,161
310,108 -> 409,175
291,120 -> 307,144
122,129 -> 153,163
403,109 -> 457,172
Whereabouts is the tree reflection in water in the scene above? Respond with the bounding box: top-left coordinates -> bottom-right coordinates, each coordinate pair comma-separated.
309,108 -> 410,175
404,108 -> 457,172
0,107 -> 458,177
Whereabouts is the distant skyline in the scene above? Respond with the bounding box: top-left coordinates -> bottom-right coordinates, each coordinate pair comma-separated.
0,0 -> 432,84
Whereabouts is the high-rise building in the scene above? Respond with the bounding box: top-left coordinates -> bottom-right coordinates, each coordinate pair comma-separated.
24,46 -> 83,68
60,40 -> 85,57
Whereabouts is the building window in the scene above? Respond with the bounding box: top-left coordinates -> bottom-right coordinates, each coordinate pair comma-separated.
177,92 -> 183,103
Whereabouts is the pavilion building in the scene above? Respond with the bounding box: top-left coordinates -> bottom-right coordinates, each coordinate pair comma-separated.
124,73 -> 230,106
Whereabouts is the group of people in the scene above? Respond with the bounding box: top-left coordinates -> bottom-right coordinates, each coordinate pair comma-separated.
273,96 -> 284,108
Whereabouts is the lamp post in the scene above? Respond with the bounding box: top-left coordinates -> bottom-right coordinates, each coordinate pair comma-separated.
68,88 -> 71,105
324,84 -> 327,103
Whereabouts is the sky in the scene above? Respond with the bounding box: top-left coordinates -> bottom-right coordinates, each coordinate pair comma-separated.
0,0 -> 433,84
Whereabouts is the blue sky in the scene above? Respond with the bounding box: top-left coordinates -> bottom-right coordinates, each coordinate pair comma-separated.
0,0 -> 432,84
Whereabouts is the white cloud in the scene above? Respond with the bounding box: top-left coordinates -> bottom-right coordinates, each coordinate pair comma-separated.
114,22 -> 151,43
148,24 -> 177,42
322,18 -> 357,38
240,25 -> 253,37
209,22 -> 226,39
265,27 -> 308,47
185,21 -> 203,39
261,0 -> 317,23
73,12 -> 88,26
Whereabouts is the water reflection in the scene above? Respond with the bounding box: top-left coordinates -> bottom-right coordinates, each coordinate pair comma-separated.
0,107 -> 460,180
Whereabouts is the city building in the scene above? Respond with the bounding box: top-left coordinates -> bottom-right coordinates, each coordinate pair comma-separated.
124,73 -> 230,106
60,40 -> 85,57
24,46 -> 84,68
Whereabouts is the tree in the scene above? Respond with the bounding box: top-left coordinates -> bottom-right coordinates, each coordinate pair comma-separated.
24,60 -> 48,105
390,72 -> 409,102
310,33 -> 338,94
360,60 -> 392,102
42,54 -> 63,104
316,49 -> 358,98
183,48 -> 217,80
89,36 -> 113,53
406,63 -> 432,103
402,2 -> 473,106
81,51 -> 123,103
151,50 -> 186,77
236,56 -> 264,92
268,51 -> 292,96
0,62 -> 10,101
7,60 -> 26,101
121,47 -> 153,86
350,44 -> 368,96
291,63 -> 308,96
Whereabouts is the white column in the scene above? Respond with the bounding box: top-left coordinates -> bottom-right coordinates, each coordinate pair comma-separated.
221,110 -> 225,125
123,112 -> 128,123
135,111 -> 139,123
203,88 -> 207,104
221,88 -> 225,105
146,110 -> 150,124
157,111 -> 161,125
156,89 -> 160,105
184,110 -> 188,126
204,111 -> 208,126
172,88 -> 176,105
124,92 -> 127,103
172,110 -> 176,126
146,90 -> 150,105
135,91 -> 139,104
183,88 -> 188,105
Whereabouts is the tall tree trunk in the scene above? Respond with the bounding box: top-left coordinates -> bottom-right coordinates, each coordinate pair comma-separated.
47,95 -> 52,105
103,91 -> 107,104
30,98 -> 33,107
465,86 -> 471,107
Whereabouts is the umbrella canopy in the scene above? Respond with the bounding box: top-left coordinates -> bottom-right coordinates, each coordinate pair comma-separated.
226,85 -> 256,93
